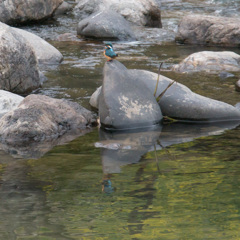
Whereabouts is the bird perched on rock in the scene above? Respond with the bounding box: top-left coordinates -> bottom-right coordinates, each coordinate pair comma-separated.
104,43 -> 118,61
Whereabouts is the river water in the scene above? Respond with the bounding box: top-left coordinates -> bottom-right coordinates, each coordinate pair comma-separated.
1,0 -> 240,239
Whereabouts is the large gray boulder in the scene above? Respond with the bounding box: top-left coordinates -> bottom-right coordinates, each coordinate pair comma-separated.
74,0 -> 162,27
176,15 -> 240,47
77,10 -> 136,40
99,60 -> 163,130
0,94 -> 96,144
0,22 -> 41,94
172,51 -> 240,73
0,0 -> 63,25
0,90 -> 23,118
13,27 -> 63,66
91,68 -> 240,122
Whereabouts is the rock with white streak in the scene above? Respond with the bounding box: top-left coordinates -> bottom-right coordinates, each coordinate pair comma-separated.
99,60 -> 163,129
91,68 -> 240,122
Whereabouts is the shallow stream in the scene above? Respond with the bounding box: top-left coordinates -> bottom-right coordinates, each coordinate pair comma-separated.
1,0 -> 240,239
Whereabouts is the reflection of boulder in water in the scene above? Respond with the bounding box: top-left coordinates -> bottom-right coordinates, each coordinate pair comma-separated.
0,128 -> 91,159
98,121 -> 240,173
98,126 -> 162,173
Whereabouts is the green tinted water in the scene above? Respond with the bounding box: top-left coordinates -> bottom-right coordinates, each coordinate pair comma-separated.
1,126 -> 240,239
1,0 -> 240,239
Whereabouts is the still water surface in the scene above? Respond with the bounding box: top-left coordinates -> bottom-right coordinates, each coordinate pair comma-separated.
1,0 -> 240,239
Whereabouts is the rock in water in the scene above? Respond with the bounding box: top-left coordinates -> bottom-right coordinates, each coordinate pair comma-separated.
77,10 -> 136,40
0,94 -> 95,144
236,80 -> 240,92
0,90 -> 23,118
172,51 -> 240,73
98,60 -> 163,130
91,69 -> 240,122
129,70 -> 240,122
74,0 -> 161,27
0,0 -> 63,25
0,22 -> 41,94
176,15 -> 240,47
13,27 -> 63,66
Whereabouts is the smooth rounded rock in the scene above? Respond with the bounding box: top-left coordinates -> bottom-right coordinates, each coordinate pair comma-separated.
0,94 -> 96,144
99,60 -> 163,130
77,10 -> 136,40
0,0 -> 63,25
0,90 -> 23,118
0,22 -> 41,94
176,15 -> 240,47
13,27 -> 63,66
235,80 -> 240,92
74,0 -> 162,27
172,51 -> 240,73
91,68 -> 240,122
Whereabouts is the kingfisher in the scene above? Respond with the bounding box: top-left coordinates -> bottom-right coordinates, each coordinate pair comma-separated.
104,43 -> 118,61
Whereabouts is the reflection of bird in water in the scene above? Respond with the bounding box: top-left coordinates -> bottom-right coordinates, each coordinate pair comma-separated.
104,43 -> 118,61
102,179 -> 114,194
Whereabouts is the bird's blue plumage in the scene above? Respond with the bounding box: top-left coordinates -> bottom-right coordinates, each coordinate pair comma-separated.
105,48 -> 117,58
104,43 -> 118,61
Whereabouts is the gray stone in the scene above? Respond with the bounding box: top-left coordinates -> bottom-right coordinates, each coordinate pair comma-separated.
0,0 -> 63,25
13,27 -> 63,66
0,90 -> 23,118
0,22 -> 41,94
172,51 -> 240,73
74,0 -> 162,27
54,1 -> 72,16
176,15 -> 240,47
0,94 -> 96,144
91,68 -> 240,122
99,60 -> 163,130
90,87 -> 101,109
235,80 -> 240,92
77,10 -> 136,40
